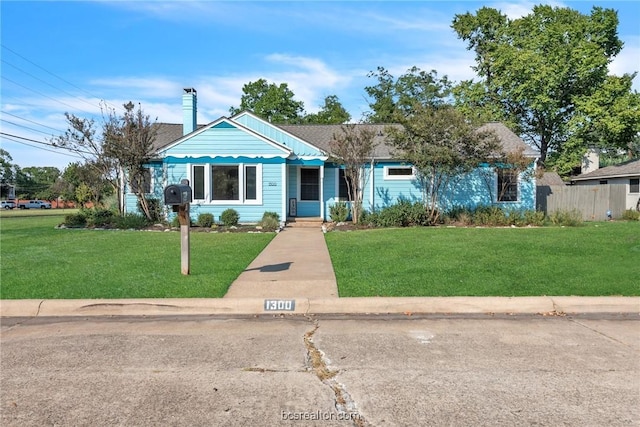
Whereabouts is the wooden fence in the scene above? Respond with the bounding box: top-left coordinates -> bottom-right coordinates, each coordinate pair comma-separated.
536,184 -> 628,221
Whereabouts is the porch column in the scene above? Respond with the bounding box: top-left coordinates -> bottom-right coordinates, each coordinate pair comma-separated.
281,162 -> 287,221
320,164 -> 325,221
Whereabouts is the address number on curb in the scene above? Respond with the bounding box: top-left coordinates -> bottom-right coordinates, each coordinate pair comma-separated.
264,299 -> 296,311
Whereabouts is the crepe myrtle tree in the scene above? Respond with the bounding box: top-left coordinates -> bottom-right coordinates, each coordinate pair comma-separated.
387,104 -> 501,224
329,124 -> 378,224
103,102 -> 158,221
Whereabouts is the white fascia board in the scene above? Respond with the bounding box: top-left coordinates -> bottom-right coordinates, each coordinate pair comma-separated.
162,153 -> 289,160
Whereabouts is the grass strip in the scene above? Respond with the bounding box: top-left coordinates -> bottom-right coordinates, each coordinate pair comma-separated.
325,222 -> 640,297
0,215 -> 273,299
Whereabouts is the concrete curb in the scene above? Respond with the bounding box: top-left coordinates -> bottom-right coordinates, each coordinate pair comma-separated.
1,296 -> 638,317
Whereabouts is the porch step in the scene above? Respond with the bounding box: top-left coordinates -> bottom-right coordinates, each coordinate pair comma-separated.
286,217 -> 325,228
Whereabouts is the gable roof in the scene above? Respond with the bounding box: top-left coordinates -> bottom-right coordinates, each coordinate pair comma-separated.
572,158 -> 640,181
280,121 -> 537,160
150,119 -> 537,161
478,122 -> 539,157
278,123 -> 395,159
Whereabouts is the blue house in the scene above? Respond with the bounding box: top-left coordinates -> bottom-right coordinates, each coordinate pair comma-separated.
125,88 -> 538,223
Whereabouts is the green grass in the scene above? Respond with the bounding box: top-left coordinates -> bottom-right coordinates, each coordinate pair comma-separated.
0,215 -> 274,299
325,222 -> 640,297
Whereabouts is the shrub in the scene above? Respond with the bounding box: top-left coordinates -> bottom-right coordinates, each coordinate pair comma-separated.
473,206 -> 510,226
145,198 -> 164,223
113,213 -> 150,230
523,210 -> 546,226
197,213 -> 215,228
63,213 -> 87,227
259,216 -> 280,232
369,200 -> 429,227
622,209 -> 640,221
262,211 -> 280,222
329,202 -> 349,222
220,209 -> 240,226
445,206 -> 474,226
84,208 -> 115,227
548,209 -> 583,226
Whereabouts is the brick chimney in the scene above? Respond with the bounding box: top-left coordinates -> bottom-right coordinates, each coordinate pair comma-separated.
182,88 -> 197,135
581,148 -> 600,174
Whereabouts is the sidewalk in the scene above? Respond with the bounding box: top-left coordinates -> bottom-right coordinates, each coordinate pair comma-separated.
224,227 -> 339,298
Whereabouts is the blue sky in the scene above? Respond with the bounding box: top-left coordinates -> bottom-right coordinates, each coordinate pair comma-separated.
1,1 -> 639,170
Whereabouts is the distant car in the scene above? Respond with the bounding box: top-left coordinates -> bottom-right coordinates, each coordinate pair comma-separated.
18,200 -> 52,209
1,201 -> 16,210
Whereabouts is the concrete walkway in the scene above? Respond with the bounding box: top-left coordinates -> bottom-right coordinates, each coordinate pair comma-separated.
224,227 -> 339,298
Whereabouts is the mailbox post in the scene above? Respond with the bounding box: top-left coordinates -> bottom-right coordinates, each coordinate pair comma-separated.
164,180 -> 192,275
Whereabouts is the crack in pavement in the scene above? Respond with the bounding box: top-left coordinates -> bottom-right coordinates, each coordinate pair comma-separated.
303,316 -> 368,427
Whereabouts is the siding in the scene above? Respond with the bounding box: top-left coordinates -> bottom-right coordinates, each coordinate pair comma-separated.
162,121 -> 289,158
234,113 -> 325,157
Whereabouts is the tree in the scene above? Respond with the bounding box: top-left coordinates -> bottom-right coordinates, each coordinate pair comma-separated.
16,166 -> 60,200
229,79 -> 305,123
452,5 -> 627,170
53,102 -> 158,217
364,66 -> 451,123
53,111 -> 120,211
386,105 -> 500,224
103,102 -> 158,220
0,149 -> 18,199
303,95 -> 351,124
329,124 -> 378,223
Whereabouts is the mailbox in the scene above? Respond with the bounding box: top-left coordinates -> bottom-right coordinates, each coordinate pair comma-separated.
164,184 -> 192,205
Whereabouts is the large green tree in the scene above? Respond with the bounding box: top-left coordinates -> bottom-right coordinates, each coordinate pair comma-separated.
230,79 -> 305,123
452,5 -> 630,169
303,95 -> 351,124
364,66 -> 451,123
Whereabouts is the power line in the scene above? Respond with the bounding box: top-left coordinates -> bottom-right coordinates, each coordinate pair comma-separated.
1,118 -> 57,137
1,59 -> 104,112
1,76 -> 97,116
0,110 -> 65,133
1,44 -> 121,113
0,132 -> 95,156
1,134 -> 84,159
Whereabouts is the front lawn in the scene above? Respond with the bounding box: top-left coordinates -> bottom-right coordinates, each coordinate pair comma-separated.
0,215 -> 274,299
325,222 -> 640,297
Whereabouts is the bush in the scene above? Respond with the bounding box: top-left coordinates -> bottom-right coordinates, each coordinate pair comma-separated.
259,216 -> 280,232
113,213 -> 150,229
83,208 -> 115,227
63,213 -> 87,227
369,199 -> 429,227
622,209 -> 640,221
329,202 -> 349,222
548,209 -> 583,226
262,211 -> 280,222
220,209 -> 240,226
445,206 -> 474,226
473,206 -> 510,226
523,210 -> 546,226
197,213 -> 215,228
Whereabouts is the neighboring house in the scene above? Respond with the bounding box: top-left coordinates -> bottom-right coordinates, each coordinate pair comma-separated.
124,88 -> 538,223
572,157 -> 640,211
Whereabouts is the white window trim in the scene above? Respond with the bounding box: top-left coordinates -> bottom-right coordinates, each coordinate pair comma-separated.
298,167 -> 321,203
383,165 -> 415,180
190,164 -> 208,202
189,163 -> 262,205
